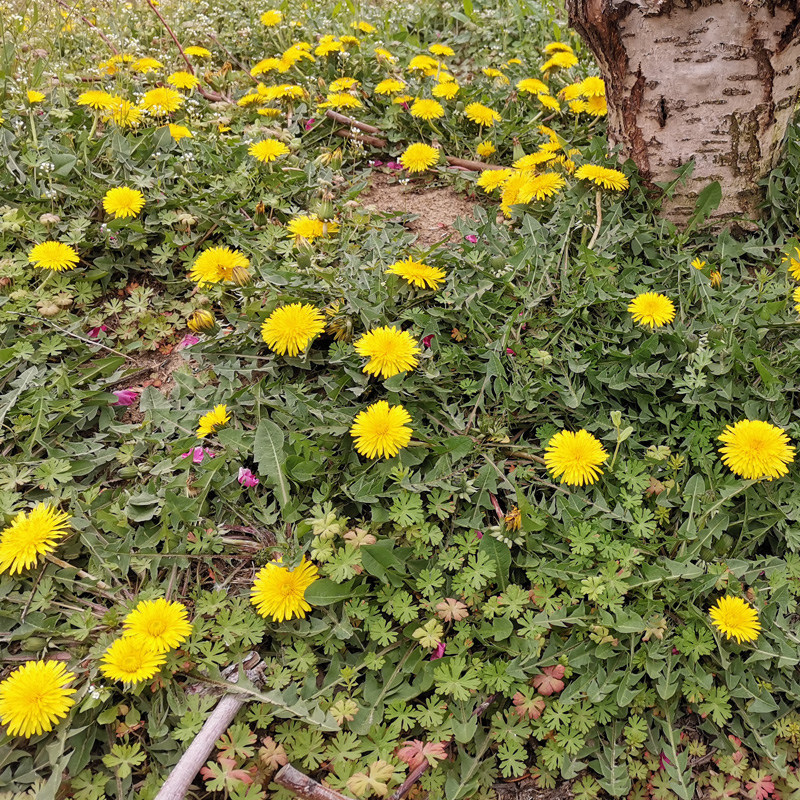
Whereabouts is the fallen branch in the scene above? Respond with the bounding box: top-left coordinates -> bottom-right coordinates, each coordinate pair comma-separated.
324,110 -> 381,134
274,764 -> 357,800
154,655 -> 263,800
388,761 -> 429,800
325,112 -> 503,172
53,0 -> 119,54
144,0 -> 231,103
335,128 -> 388,148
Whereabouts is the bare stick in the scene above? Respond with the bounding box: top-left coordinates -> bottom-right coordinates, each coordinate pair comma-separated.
144,0 -> 230,103
445,156 -> 504,171
335,129 -> 388,148
388,761 -> 429,800
145,0 -> 195,74
274,764 -> 357,800
324,110 -> 381,134
154,658 -> 262,800
53,0 -> 119,54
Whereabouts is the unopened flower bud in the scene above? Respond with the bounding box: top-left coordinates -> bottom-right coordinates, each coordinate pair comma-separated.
187,309 -> 215,333
231,266 -> 252,286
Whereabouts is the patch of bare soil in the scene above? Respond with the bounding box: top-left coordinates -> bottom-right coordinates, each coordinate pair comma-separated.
360,172 -> 477,247
494,777 -> 573,800
117,349 -> 191,424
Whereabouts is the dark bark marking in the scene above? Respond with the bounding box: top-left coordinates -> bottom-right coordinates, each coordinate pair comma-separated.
751,36 -> 777,127
657,96 -> 668,127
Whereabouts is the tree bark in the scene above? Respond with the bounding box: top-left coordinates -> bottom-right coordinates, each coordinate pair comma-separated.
566,0 -> 800,223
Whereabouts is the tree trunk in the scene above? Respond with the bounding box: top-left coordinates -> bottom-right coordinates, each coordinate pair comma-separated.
566,0 -> 800,224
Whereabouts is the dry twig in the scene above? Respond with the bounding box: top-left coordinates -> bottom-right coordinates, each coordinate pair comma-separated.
274,764 -> 357,800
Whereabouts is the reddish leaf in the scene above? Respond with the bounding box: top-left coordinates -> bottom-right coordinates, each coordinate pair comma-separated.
747,773 -> 775,800
512,692 -> 545,720
532,665 -> 565,696
396,739 -> 448,770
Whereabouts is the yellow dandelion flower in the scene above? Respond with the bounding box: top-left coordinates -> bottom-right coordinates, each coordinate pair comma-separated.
340,35 -> 360,47
167,123 -> 192,141
28,241 -> 79,272
483,67 -> 509,84
429,43 -> 454,57
514,152 -> 557,170
77,90 -> 114,110
517,78 -> 550,95
329,77 -> 360,92
260,9 -> 282,26
691,258 -> 706,270
517,172 -> 566,203
321,92 -> 362,110
585,95 -> 607,116
477,168 -> 513,193
393,94 -> 414,105
399,142 -> 440,173
541,51 -> 578,71
249,139 -> 289,163
351,401 -> 413,459
709,596 -> 761,643
103,97 -> 143,129
560,83 -> 584,102
544,430 -> 608,486
476,141 -> 496,158
504,506 -> 521,531
580,76 -> 605,97
374,78 -> 405,95
464,102 -> 501,127
196,404 -> 230,438
569,99 -> 587,114
251,57 -> 282,76
26,90 -> 46,104
100,637 -> 166,685
538,94 -> 561,112
718,420 -> 795,480
122,598 -> 193,653
141,87 -> 184,116
0,504 -> 70,575
184,46 -> 211,57
353,21 -> 375,33
187,309 -> 215,333
386,257 -> 446,289
131,57 -> 163,73
432,81 -> 459,100
374,47 -> 396,63
793,285 -> 800,313
575,163 -> 629,190
0,661 -> 76,738
286,215 -> 339,241
167,71 -> 200,90
410,98 -> 444,121
102,187 -> 145,219
407,55 -> 439,72
781,246 -> 800,280
316,36 -> 343,56
257,107 -> 282,118
251,558 -> 319,622
710,270 -> 722,288
354,326 -> 420,379
189,246 -> 250,285
627,292 -> 676,329
544,42 -> 574,54
261,303 -> 325,357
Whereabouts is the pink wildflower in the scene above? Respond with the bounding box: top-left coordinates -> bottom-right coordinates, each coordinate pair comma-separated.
112,389 -> 138,406
430,642 -> 446,660
464,234 -> 478,243
181,446 -> 215,464
422,334 -> 434,349
88,325 -> 109,338
177,334 -> 200,350
238,467 -> 260,487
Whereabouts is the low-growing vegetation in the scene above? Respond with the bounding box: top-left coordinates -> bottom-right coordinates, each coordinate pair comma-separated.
1,0 -> 800,799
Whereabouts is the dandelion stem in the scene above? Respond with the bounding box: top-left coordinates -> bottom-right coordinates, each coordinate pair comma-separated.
45,554 -> 111,591
588,189 -> 603,250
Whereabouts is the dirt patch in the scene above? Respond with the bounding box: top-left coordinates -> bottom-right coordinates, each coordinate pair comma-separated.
117,349 -> 192,424
360,172 -> 477,247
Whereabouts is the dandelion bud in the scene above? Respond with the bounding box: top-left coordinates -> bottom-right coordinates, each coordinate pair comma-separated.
187,309 -> 215,333
314,199 -> 336,221
253,201 -> 269,226
231,266 -> 252,286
